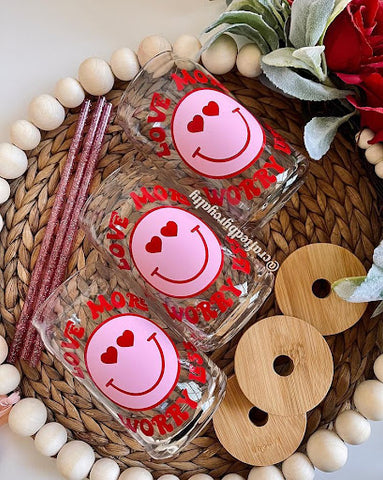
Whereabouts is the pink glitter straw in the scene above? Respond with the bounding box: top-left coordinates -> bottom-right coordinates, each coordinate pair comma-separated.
8,100 -> 91,363
27,101 -> 113,366
20,97 -> 107,363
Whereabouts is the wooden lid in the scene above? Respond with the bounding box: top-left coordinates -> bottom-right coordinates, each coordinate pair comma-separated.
275,243 -> 367,335
235,315 -> 334,416
213,376 -> 307,466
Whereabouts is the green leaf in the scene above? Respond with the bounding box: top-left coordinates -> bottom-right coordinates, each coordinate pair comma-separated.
290,0 -> 335,48
204,24 -> 270,54
320,0 -> 352,41
263,46 -> 326,81
293,46 -> 326,81
372,301 -> 383,318
327,0 -> 352,27
228,0 -> 281,33
261,62 -> 353,101
205,10 -> 280,50
304,112 -> 355,160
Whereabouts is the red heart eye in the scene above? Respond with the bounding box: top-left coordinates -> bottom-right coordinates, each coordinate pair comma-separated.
101,346 -> 118,364
202,101 -> 219,116
161,221 -> 178,237
187,114 -> 204,133
146,236 -> 162,253
117,330 -> 134,348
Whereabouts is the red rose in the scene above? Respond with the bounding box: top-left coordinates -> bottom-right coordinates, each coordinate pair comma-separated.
324,0 -> 383,143
324,0 -> 383,75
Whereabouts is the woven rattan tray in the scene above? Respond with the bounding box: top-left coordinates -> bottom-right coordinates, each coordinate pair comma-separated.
1,73 -> 382,478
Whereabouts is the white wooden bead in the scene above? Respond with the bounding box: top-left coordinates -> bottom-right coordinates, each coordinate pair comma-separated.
119,467 -> 153,480
10,120 -> 41,150
57,440 -> 95,480
236,44 -> 262,78
137,35 -> 172,66
306,429 -> 348,472
0,214 -> 3,233
354,379 -> 383,420
158,475 -> 179,480
374,161 -> 383,178
356,128 -> 375,149
173,34 -> 202,61
110,48 -> 140,81
0,177 -> 10,204
34,422 -> 67,456
248,466 -> 284,480
0,336 -> 8,364
374,354 -> 383,382
282,453 -> 314,480
8,397 -> 47,436
335,410 -> 371,445
201,34 -> 237,75
0,363 -> 20,395
55,78 -> 85,108
0,142 -> 28,179
189,475 -> 213,480
222,475 -> 245,480
28,94 -> 65,131
90,458 -> 120,480
366,143 -> 383,164
78,57 -> 114,96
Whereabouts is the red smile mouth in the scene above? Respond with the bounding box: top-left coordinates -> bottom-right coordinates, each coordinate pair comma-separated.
192,108 -> 251,163
105,332 -> 165,396
151,225 -> 209,284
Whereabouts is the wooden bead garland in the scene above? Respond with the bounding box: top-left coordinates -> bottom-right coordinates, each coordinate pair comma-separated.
56,440 -> 95,480
335,410 -> 371,445
78,57 -> 115,96
89,458 -> 120,480
0,363 -> 21,395
0,334 -> 8,363
189,475 -> 214,480
10,119 -> 41,150
222,475 -> 245,480
119,467 -> 153,480
173,34 -> 202,61
236,44 -> 262,78
0,24 -> 383,480
55,77 -> 85,108
248,466 -> 284,480
8,398 -> 47,436
0,142 -> 28,179
34,422 -> 68,457
157,476 -> 180,480
354,380 -> 383,421
201,34 -> 237,75
28,94 -> 65,131
110,48 -> 140,81
356,128 -> 375,149
374,354 -> 383,382
306,429 -> 348,472
137,35 -> 172,66
281,453 -> 315,480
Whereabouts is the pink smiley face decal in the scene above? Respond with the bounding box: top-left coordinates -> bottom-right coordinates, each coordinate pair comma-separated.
171,88 -> 266,178
129,206 -> 224,298
85,314 -> 180,411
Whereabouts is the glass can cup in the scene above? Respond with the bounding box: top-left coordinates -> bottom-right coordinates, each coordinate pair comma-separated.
117,51 -> 309,229
33,263 -> 226,460
80,165 -> 274,351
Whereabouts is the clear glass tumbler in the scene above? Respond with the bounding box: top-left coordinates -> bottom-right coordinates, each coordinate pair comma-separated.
117,51 -> 309,229
80,165 -> 274,351
33,263 -> 226,460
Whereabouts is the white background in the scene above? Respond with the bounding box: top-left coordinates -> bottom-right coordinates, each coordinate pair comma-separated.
0,1 -> 383,479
